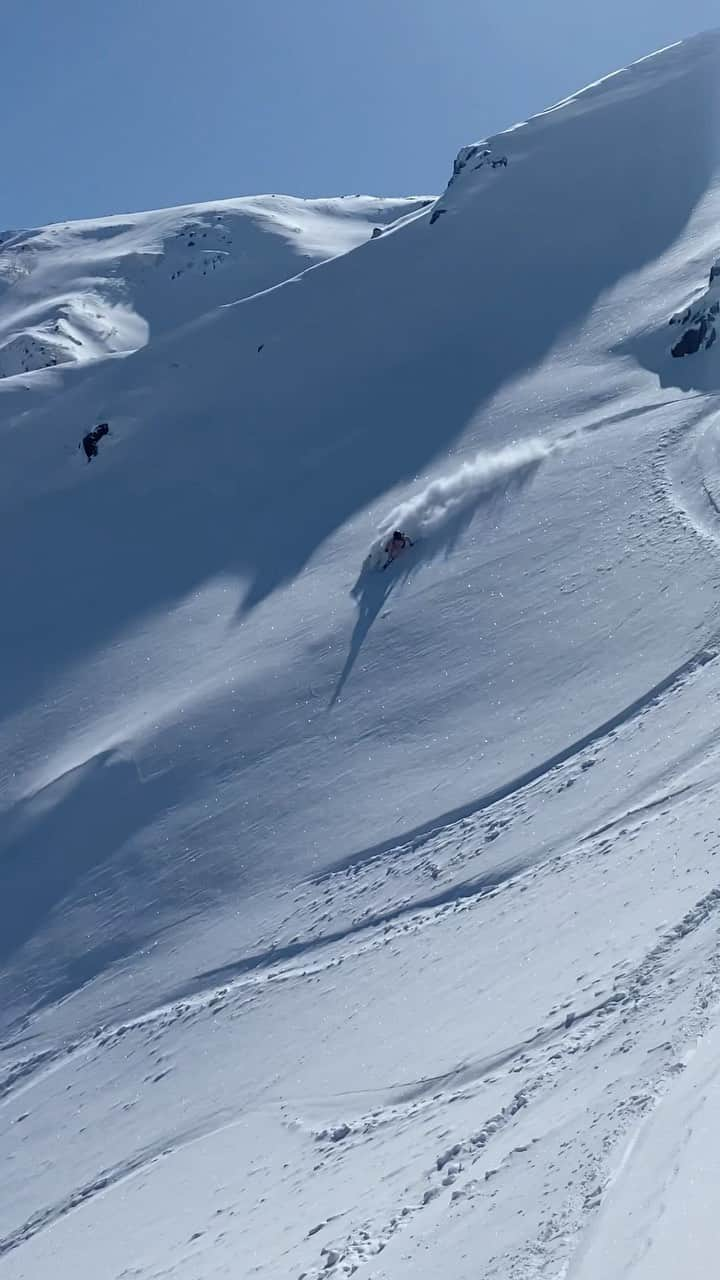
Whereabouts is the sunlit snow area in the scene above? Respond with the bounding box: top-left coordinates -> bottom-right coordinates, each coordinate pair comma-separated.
3,31 -> 720,1280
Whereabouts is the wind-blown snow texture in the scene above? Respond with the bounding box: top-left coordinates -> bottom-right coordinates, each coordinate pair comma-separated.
3,30 -> 720,1280
368,438 -> 551,564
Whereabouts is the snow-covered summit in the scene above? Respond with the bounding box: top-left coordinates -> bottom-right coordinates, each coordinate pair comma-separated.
3,29 -> 720,1280
434,29 -> 720,224
0,194 -> 431,378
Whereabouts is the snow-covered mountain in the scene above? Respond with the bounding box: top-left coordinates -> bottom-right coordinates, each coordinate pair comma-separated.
3,30 -> 720,1280
0,195 -> 430,377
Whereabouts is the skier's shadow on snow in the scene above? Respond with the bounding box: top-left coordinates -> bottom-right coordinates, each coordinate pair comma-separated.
330,517 -> 471,707
331,462 -> 545,707
330,565 -> 398,707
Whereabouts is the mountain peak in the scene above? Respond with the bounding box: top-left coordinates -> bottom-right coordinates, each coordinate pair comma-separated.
4,31 -> 720,1280
0,194 -> 432,379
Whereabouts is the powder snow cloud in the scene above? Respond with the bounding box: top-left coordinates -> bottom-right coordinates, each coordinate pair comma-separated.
369,438 -> 552,561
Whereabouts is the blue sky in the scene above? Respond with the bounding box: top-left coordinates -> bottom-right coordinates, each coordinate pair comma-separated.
3,1 -> 718,226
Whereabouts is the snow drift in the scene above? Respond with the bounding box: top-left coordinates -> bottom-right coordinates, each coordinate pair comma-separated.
368,438 -> 551,564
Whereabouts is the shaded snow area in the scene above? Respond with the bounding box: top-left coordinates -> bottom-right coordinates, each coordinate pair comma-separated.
0,194 -> 431,378
5,29 -> 720,1280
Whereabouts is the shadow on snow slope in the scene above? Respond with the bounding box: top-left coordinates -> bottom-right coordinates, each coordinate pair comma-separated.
0,38 -> 716,1012
0,42 -> 717,732
331,445 -> 547,704
620,321 -> 720,395
0,751 -> 191,969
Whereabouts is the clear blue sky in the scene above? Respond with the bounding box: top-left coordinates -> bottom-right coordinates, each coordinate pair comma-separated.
3,1 -> 717,226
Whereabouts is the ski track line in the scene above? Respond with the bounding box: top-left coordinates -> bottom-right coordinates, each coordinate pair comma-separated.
302,1075 -> 545,1280
581,781 -> 695,843
314,642 -> 720,882
4,675 -> 712,1116
655,406 -> 720,552
0,1040 -> 96,1112
0,1105 -> 256,1260
314,862 -> 720,1152
5,864 -> 720,1267
559,391 -> 709,445
3,631 -> 718,1109
0,860 -> 531,1112
302,878 -> 720,1280
4,784 -> 716,1120
0,1027 -> 562,1266
0,1047 -> 60,1102
0,835 -> 599,1117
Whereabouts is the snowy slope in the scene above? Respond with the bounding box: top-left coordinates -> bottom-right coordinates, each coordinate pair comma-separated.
4,29 -> 720,1280
0,194 -> 430,377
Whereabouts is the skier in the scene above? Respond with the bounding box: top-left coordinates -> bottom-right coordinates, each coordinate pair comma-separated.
383,529 -> 414,568
81,422 -> 109,462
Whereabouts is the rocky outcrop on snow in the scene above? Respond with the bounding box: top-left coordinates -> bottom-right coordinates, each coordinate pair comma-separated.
450,144 -> 509,181
429,142 -> 509,224
670,259 -> 720,357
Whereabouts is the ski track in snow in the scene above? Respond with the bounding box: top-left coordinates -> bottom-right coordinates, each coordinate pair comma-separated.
5,826 -> 720,1269
0,1108 -> 258,1260
5,401 -> 720,1280
319,637 -> 720,882
292,872 -> 720,1280
2,609 -> 717,1095
7,31 -> 720,1280
6,629 -> 720,1271
660,405 -> 720,551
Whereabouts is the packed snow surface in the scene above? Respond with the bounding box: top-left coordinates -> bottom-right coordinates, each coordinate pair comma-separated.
3,29 -> 720,1280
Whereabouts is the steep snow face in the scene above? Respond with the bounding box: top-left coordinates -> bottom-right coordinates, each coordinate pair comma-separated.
4,28 -> 720,1280
0,23 -> 719,1025
0,195 -> 431,378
